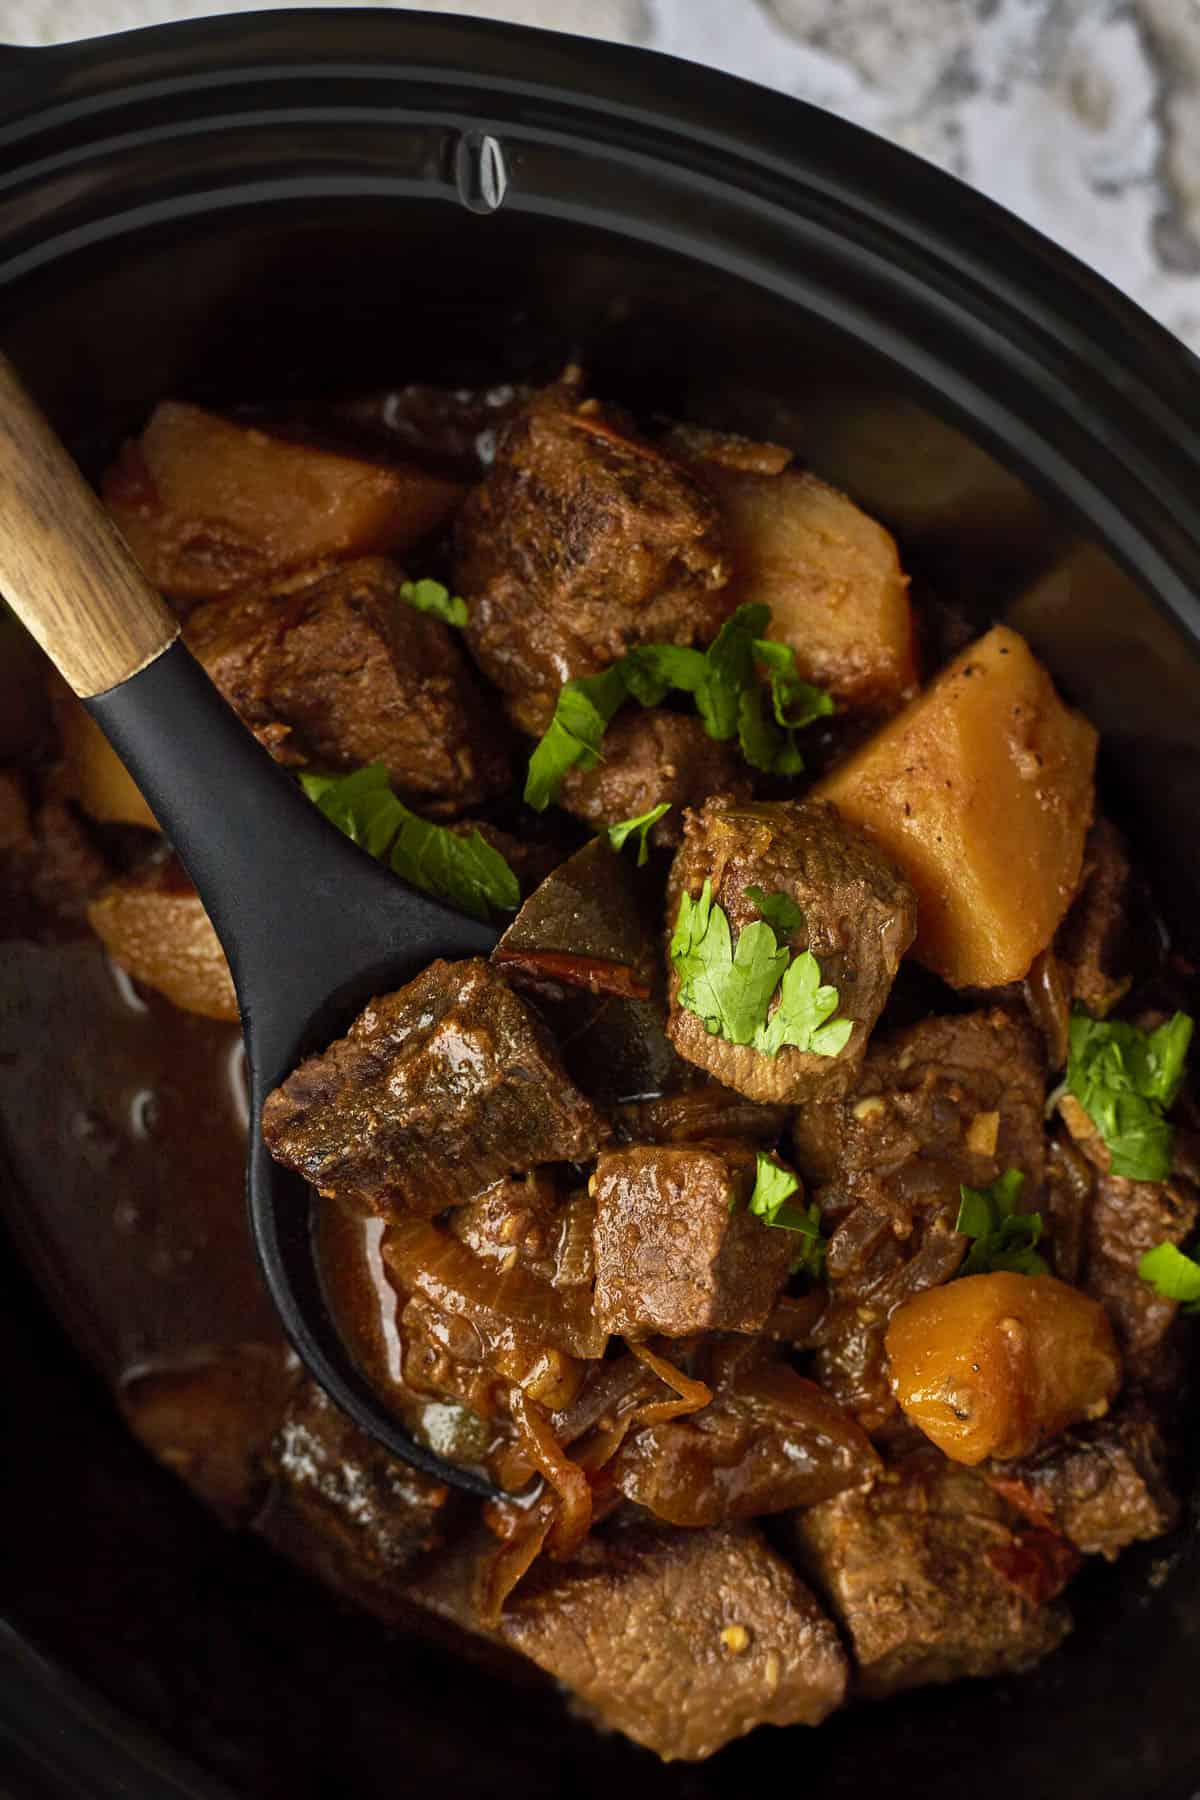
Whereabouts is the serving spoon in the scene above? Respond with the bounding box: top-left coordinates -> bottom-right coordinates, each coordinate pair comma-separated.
0,356 -> 502,1498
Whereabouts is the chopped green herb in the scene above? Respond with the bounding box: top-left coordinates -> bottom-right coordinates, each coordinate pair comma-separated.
669,881 -> 850,1059
523,666 -> 628,811
300,764 -> 519,922
523,604 -> 833,808
955,1169 -> 1049,1278
744,886 -> 805,935
397,578 -> 468,627
747,1152 -> 827,1278
1066,1009 -> 1193,1182
752,951 -> 854,1059
607,803 -> 671,866
1138,1241 -> 1200,1313
670,879 -> 790,1045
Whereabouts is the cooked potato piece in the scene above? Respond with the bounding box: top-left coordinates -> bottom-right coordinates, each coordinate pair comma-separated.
885,1272 -> 1120,1465
53,691 -> 158,830
104,401 -> 464,604
701,464 -> 917,710
87,856 -> 237,1022
814,626 -> 1097,988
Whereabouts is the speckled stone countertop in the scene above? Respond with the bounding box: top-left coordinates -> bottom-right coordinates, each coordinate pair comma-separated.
1,0 -> 1198,351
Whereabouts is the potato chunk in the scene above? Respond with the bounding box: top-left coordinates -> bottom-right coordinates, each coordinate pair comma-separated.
87,856 -> 237,1022
885,1272 -> 1120,1465
814,626 -> 1097,987
703,464 -> 917,711
104,401 -> 464,605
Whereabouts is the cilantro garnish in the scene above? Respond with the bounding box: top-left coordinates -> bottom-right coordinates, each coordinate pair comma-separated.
523,604 -> 833,809
955,1170 -> 1049,1278
300,765 -> 519,923
744,885 -> 805,935
669,880 -> 851,1059
398,578 -> 468,627
1138,1241 -> 1200,1313
524,666 -> 628,812
607,803 -> 671,866
747,1152 -> 827,1278
1065,1009 -> 1193,1181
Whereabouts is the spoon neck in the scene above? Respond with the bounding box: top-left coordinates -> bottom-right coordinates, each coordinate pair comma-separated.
85,639 -> 495,1083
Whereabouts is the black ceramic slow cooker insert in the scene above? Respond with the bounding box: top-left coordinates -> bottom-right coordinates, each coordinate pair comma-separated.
0,11 -> 1197,1798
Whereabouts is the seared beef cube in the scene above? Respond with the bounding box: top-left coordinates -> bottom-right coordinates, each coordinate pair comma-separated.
1055,817 -> 1132,1016
448,1170 -> 564,1283
119,1341 -> 299,1527
611,1352 -> 879,1526
263,959 -> 605,1219
0,778 -> 109,930
987,1404 -> 1179,1560
792,1010 -> 1046,1429
591,1142 -> 794,1338
614,1081 -> 788,1146
789,1452 -> 1072,1698
455,397 -> 731,734
187,557 -> 509,815
103,400 -> 464,606
1081,1160 -> 1199,1389
666,799 -> 916,1103
559,711 -> 751,849
255,1380 -> 450,1623
500,1519 -> 847,1760
87,854 -> 238,1023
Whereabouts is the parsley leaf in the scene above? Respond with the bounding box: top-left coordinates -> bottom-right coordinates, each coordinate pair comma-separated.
955,1170 -> 1049,1278
1138,1241 -> 1200,1313
607,803 -> 671,866
398,578 -> 468,627
300,764 -> 519,923
1066,1009 -> 1193,1181
752,951 -> 854,1058
670,880 -> 789,1044
747,1152 -> 827,1278
744,885 -> 805,935
669,882 -> 850,1058
523,604 -> 833,808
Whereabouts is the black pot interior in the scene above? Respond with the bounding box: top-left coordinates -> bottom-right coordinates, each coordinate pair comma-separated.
1,177 -> 1198,1800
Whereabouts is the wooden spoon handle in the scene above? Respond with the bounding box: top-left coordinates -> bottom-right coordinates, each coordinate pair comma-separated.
0,354 -> 177,698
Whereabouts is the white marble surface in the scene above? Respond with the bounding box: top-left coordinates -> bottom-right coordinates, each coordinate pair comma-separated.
2,0 -> 1197,351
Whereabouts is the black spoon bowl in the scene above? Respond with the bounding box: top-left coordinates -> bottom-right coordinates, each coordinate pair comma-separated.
0,356 -> 502,1499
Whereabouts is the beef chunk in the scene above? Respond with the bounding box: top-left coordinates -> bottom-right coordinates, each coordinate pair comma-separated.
559,711 -> 751,848
263,958 -> 605,1219
591,1142 -> 794,1338
1055,817 -> 1132,1017
789,1452 -> 1072,1698
119,1341 -> 299,1526
793,1010 -> 1047,1428
500,1519 -> 847,1760
666,798 -> 916,1103
87,854 -> 238,1022
187,557 -> 509,815
0,779 -> 110,931
103,400 -> 463,606
448,1170 -> 564,1283
454,396 -> 731,734
1081,1159 -> 1199,1390
610,1349 -> 879,1526
987,1403 -> 1179,1560
255,1381 -> 450,1622
614,1081 -> 788,1146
